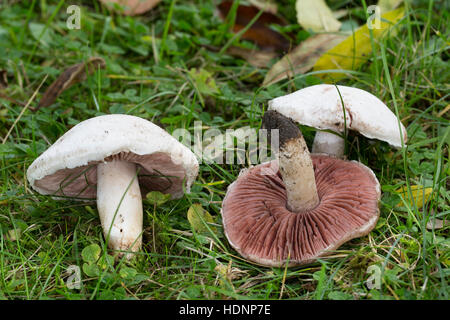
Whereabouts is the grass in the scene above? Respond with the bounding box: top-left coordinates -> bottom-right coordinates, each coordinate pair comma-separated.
0,0 -> 448,300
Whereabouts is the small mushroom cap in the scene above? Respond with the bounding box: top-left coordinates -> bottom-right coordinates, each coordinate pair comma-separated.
268,84 -> 407,148
221,155 -> 380,267
27,114 -> 198,199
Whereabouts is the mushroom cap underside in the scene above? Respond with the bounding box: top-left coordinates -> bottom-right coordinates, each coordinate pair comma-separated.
268,84 -> 407,148
221,154 -> 381,267
27,114 -> 199,199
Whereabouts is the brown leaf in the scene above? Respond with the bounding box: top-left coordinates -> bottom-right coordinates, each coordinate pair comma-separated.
0,70 -> 8,89
263,33 -> 347,86
218,1 -> 293,52
37,57 -> 106,110
426,218 -> 449,230
99,0 -> 162,16
226,46 -> 278,68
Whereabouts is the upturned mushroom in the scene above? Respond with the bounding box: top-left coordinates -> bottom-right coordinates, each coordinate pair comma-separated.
221,110 -> 381,267
268,84 -> 408,158
27,114 -> 198,258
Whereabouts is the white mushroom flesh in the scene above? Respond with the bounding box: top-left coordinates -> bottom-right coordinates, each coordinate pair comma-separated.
311,131 -> 345,158
97,160 -> 143,257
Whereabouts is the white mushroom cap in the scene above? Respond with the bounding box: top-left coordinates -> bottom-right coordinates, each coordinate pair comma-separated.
268,84 -> 407,148
27,114 -> 199,199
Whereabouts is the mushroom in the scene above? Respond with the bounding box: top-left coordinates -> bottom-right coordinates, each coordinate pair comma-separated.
268,84 -> 408,158
27,114 -> 198,258
221,110 -> 380,267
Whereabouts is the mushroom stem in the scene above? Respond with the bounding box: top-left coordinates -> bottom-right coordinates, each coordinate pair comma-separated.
312,131 -> 345,158
97,160 -> 143,258
262,110 -> 320,212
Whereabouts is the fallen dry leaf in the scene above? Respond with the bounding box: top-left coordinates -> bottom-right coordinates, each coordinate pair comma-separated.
0,70 -> 8,88
395,184 -> 433,208
332,9 -> 349,19
187,203 -> 217,235
197,43 -> 277,68
37,57 -> 106,110
7,229 -> 22,241
227,46 -> 278,68
312,7 -> 405,81
426,218 -> 449,230
296,0 -> 342,32
218,1 -> 293,52
263,33 -> 347,86
214,261 -> 247,288
248,0 -> 278,14
99,0 -> 162,16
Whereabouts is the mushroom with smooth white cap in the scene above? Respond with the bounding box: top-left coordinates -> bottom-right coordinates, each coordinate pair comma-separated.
268,84 -> 408,158
27,114 -> 198,258
221,110 -> 380,267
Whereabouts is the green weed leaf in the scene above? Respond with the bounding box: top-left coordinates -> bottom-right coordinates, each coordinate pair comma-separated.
81,244 -> 101,264
82,262 -> 100,277
187,203 -> 217,234
146,191 -> 171,206
119,267 -> 138,279
188,68 -> 220,96
328,291 -> 353,300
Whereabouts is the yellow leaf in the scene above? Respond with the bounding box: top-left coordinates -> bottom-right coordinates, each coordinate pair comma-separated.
187,204 -> 217,234
395,185 -> 433,208
296,0 -> 342,32
312,7 -> 405,81
263,33 -> 347,86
